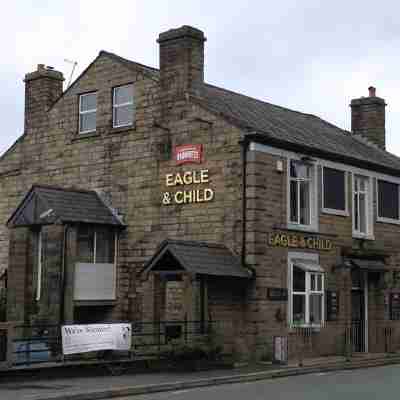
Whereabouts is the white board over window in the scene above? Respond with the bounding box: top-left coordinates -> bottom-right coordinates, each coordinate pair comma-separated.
74,262 -> 116,301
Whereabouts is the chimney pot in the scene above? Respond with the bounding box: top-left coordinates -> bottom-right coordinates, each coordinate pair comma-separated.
368,86 -> 376,97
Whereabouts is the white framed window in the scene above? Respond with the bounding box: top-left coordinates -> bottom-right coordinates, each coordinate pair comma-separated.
353,174 -> 373,238
79,92 -> 97,134
288,159 -> 317,231
377,179 -> 400,224
35,230 -> 43,301
113,84 -> 134,128
322,166 -> 348,216
288,252 -> 324,327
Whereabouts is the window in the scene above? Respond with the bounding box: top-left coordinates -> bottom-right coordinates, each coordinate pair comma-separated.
353,175 -> 371,237
289,255 -> 324,327
289,160 -> 315,228
79,92 -> 97,133
77,225 -> 116,264
378,179 -> 399,221
113,84 -> 134,128
322,167 -> 347,214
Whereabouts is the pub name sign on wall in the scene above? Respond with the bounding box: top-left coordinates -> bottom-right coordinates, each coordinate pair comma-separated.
268,232 -> 333,251
162,144 -> 215,206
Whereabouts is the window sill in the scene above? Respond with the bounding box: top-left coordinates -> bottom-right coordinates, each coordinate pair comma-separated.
321,208 -> 349,217
377,217 -> 400,226
73,131 -> 100,141
110,123 -> 135,135
74,300 -> 117,306
352,232 -> 375,241
287,223 -> 318,233
288,325 -> 323,333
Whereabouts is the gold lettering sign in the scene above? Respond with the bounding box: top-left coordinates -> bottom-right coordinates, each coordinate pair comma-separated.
268,233 -> 333,251
162,169 -> 214,206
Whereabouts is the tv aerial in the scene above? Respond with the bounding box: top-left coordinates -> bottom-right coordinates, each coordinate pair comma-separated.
64,58 -> 78,88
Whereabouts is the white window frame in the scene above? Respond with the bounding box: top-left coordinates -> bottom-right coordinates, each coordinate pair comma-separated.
113,84 -> 134,128
288,252 -> 325,328
79,92 -> 97,134
352,174 -> 374,239
321,164 -> 349,216
287,158 -> 318,232
36,230 -> 43,301
376,178 -> 400,225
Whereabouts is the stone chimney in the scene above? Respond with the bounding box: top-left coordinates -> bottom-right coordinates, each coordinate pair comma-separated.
24,64 -> 64,133
158,25 -> 206,98
350,86 -> 386,149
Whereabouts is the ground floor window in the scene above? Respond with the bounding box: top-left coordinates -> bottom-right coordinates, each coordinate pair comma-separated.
289,253 -> 324,327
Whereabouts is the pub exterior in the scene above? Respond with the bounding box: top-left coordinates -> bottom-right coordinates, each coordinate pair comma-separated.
1,25 -> 400,361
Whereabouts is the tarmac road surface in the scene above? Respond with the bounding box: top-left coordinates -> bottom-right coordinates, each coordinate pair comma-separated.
115,364 -> 400,400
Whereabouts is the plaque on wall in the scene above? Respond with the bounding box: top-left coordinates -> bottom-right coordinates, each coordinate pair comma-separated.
267,288 -> 288,301
326,290 -> 339,321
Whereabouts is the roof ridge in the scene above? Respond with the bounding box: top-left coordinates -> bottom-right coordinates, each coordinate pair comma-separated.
99,50 -> 159,74
165,238 -> 227,249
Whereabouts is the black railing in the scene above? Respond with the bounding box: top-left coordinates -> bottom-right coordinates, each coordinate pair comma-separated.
10,319 -> 218,367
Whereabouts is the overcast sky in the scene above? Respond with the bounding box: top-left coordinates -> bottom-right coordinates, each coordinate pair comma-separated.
2,1 -> 400,156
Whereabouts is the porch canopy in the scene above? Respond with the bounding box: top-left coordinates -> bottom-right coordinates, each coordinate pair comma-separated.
142,239 -> 253,279
343,257 -> 388,273
7,184 -> 124,228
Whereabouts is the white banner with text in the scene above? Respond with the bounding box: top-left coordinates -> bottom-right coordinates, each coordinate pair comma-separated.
61,323 -> 132,355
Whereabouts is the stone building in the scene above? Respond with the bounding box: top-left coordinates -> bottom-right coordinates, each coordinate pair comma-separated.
2,25 -> 400,358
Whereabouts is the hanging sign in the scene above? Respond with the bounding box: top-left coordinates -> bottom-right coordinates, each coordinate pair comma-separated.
268,232 -> 333,251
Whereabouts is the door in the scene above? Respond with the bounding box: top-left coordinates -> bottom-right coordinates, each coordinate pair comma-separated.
351,289 -> 365,352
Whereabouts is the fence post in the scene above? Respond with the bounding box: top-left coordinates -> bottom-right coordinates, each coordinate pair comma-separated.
184,314 -> 188,344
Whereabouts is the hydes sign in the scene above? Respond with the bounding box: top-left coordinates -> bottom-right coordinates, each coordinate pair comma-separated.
162,144 -> 214,205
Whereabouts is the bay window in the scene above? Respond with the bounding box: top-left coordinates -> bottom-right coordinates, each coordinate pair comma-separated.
74,225 -> 117,301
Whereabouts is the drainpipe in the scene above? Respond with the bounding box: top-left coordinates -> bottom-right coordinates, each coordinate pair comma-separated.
59,224 -> 69,325
239,137 -> 250,267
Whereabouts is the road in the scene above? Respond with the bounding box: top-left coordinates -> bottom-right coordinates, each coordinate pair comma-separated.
115,364 -> 400,400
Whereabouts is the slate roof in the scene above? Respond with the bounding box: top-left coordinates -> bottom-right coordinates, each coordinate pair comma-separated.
7,185 -> 123,227
143,239 -> 253,278
102,51 -> 400,175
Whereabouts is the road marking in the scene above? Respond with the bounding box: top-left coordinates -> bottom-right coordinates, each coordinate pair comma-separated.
315,372 -> 328,376
171,390 -> 191,395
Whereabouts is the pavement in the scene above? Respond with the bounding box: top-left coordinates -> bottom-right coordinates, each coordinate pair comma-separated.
1,353 -> 400,400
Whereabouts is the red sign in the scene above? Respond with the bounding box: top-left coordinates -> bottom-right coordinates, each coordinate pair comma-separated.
174,144 -> 203,165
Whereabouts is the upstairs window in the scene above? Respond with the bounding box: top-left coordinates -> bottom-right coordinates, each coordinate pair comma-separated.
113,84 -> 134,128
322,167 -> 347,214
289,160 -> 314,227
353,175 -> 372,237
79,92 -> 97,134
378,179 -> 399,222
